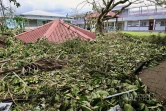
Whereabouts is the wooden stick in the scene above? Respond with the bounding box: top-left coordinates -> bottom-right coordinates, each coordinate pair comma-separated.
0,59 -> 11,64
0,68 -> 21,75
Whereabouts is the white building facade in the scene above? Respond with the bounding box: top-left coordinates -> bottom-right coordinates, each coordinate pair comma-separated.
20,10 -> 73,30
107,5 -> 166,31
72,5 -> 166,32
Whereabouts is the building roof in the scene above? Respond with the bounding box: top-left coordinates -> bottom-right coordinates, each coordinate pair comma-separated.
86,11 -> 120,18
107,12 -> 120,18
21,16 -> 56,20
15,20 -> 95,43
21,10 -> 65,17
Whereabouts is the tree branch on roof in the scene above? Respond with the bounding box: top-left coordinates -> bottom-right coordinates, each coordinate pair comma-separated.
103,2 -> 132,21
76,0 -> 145,34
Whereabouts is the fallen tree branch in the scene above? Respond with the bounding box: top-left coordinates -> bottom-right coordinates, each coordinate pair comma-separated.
1,94 -> 47,102
0,59 -> 11,64
7,87 -> 17,105
133,61 -> 150,75
13,72 -> 27,94
0,68 -> 21,75
0,58 -> 65,75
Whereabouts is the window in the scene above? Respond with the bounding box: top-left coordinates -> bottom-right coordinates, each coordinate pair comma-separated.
140,22 -> 147,27
128,21 -> 139,27
43,21 -> 46,24
160,21 -> 165,26
148,6 -> 156,13
129,8 -> 139,15
141,7 -> 148,14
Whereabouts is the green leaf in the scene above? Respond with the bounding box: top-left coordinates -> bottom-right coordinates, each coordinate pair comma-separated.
138,103 -> 145,110
71,85 -> 79,96
124,104 -> 135,111
144,106 -> 149,111
81,105 -> 93,111
126,85 -> 137,90
146,100 -> 157,105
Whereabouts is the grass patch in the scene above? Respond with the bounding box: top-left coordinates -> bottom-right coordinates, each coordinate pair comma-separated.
122,31 -> 166,45
123,31 -> 166,37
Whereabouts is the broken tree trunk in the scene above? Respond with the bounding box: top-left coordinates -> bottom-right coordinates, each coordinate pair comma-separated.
1,94 -> 47,102
96,19 -> 103,35
107,20 -> 109,33
116,17 -> 118,32
0,58 -> 65,75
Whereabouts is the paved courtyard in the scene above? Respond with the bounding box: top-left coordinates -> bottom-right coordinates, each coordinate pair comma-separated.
139,61 -> 166,103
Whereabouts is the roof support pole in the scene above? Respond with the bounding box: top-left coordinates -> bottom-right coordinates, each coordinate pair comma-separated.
139,20 -> 140,31
122,17 -> 124,31
114,21 -> 115,31
153,19 -> 156,31
107,20 -> 109,32
124,21 -> 128,31
28,20 -> 29,29
116,17 -> 118,32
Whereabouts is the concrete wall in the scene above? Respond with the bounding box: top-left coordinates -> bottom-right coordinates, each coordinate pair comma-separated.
123,20 -> 166,31
127,27 -> 139,31
155,19 -> 166,31
140,20 -> 149,31
25,27 -> 36,31
155,26 -> 165,31
126,26 -> 149,31
124,13 -> 166,21
140,27 -> 149,31
124,19 -> 166,31
21,15 -> 67,20
72,19 -> 84,25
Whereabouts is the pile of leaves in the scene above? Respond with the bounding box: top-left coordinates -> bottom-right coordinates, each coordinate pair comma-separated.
0,33 -> 166,111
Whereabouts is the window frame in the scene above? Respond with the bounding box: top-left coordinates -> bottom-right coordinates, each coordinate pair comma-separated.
140,22 -> 147,27
160,21 -> 165,26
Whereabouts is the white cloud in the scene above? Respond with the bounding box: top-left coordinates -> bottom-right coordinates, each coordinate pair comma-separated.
14,0 -> 92,15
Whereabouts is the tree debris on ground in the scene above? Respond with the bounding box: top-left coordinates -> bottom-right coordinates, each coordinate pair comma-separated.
0,32 -> 166,110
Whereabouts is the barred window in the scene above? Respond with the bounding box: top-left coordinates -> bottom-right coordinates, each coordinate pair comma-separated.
140,22 -> 147,27
128,21 -> 139,27
160,21 -> 165,26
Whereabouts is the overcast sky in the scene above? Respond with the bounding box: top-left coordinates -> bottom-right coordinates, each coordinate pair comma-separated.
3,0 -> 155,16
9,0 -> 92,15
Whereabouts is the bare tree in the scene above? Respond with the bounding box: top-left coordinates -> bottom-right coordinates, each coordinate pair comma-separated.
0,0 -> 20,21
0,0 -> 20,35
73,0 -> 165,34
84,0 -> 143,34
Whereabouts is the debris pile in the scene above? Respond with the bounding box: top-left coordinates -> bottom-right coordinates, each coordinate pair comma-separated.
0,33 -> 166,110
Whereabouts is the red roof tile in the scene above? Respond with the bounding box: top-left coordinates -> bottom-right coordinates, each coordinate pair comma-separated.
15,20 -> 95,43
86,11 -> 120,18
107,12 -> 120,18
